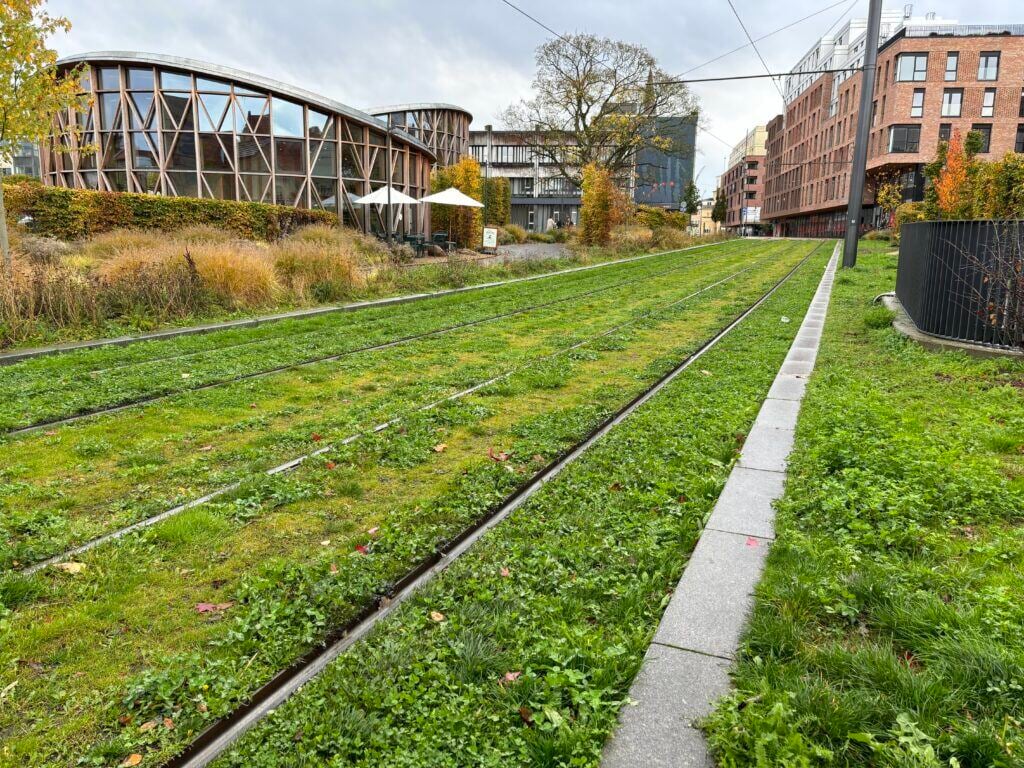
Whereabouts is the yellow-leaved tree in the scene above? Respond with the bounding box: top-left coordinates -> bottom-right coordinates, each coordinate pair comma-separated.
1,0 -> 86,272
430,155 -> 483,249
580,163 -> 613,246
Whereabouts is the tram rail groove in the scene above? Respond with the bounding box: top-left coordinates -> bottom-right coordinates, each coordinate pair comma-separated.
159,241 -> 827,768
19,249 -> 786,576
0,241 -> 731,367
4,242 -> 755,437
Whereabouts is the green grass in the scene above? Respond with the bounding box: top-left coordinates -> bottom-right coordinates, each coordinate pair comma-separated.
199,243 -> 833,768
704,241 -> 1024,767
0,240 -> 822,766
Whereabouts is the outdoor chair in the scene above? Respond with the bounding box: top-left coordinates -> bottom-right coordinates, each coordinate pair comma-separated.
432,232 -> 456,252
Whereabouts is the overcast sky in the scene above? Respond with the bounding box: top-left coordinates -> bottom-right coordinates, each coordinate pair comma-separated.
48,0 -> 1017,196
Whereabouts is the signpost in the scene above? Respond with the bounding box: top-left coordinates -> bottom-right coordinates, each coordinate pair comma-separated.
482,226 -> 498,253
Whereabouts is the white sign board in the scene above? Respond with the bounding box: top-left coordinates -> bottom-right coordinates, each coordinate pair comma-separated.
482,227 -> 498,249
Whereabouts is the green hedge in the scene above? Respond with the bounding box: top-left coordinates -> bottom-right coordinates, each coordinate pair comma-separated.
1,182 -> 336,241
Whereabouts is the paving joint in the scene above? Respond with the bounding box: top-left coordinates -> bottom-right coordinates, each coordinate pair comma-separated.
601,242 -> 840,768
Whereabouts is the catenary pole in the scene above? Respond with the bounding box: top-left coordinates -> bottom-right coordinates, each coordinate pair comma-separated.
843,0 -> 883,267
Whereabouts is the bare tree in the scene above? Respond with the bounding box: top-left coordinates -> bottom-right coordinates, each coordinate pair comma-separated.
501,34 -> 698,189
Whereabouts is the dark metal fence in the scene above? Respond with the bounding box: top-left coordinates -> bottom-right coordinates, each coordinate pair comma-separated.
897,220 -> 1024,349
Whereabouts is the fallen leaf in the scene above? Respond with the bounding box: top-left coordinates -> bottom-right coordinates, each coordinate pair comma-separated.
325,461 -> 337,470
55,562 -> 86,574
745,537 -> 760,548
488,447 -> 510,462
329,563 -> 339,574
780,315 -> 791,323
430,610 -> 445,623
367,527 -> 379,536
433,443 -> 447,453
120,755 -> 143,767
519,705 -> 534,725
199,445 -> 213,452
320,540 -> 331,546
532,454 -> 545,463
609,482 -> 622,491
354,544 -> 369,554
197,702 -> 208,713
500,567 -> 511,578
311,432 -> 323,442
503,671 -> 522,684
249,403 -> 257,409
163,717 -> 174,729
139,720 -> 157,732
181,372 -> 191,379
195,602 -> 233,614
44,430 -> 58,436
118,714 -> 132,726
700,369 -> 713,377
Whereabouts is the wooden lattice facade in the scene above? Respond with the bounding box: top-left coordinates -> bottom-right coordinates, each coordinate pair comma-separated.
368,104 -> 471,167
42,53 -> 436,236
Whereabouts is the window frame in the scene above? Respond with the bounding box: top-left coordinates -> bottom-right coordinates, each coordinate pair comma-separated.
971,123 -> 993,153
888,124 -> 921,153
981,88 -> 996,118
977,51 -> 1000,82
944,52 -> 959,81
910,88 -> 925,118
941,88 -> 963,118
894,53 -> 928,82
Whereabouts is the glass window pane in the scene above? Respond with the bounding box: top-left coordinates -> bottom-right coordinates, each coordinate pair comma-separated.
235,97 -> 270,134
312,177 -> 337,212
130,132 -> 159,169
169,134 -> 197,170
82,170 -> 99,189
97,67 -> 120,90
308,109 -> 331,138
99,92 -> 121,128
274,175 -> 304,206
161,71 -> 192,91
272,98 -> 304,137
234,85 -> 263,97
240,173 -> 270,202
79,70 -> 92,92
370,149 -> 387,181
275,138 -> 305,173
195,76 -> 230,93
135,170 -> 161,194
200,134 -> 233,171
103,133 -> 126,167
342,144 -> 361,178
127,68 -> 154,90
105,170 -> 129,191
162,93 -> 192,129
312,141 -> 336,176
168,171 -> 198,197
203,173 -> 234,199
199,93 -> 230,132
369,130 -> 386,147
130,92 -> 154,129
236,135 -> 271,173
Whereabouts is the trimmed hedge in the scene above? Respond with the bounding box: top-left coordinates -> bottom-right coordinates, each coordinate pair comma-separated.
2,182 -> 335,241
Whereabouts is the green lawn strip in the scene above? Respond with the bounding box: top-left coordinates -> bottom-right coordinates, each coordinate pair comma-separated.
0,241 -> 755,429
703,242 -> 1024,767
0,244 -> 821,767
200,244 -> 834,768
0,241 -> 794,569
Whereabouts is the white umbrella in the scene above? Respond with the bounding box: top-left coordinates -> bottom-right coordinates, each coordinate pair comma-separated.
353,186 -> 421,206
420,187 -> 484,207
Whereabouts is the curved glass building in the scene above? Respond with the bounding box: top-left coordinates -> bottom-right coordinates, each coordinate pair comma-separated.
365,103 -> 472,167
42,52 -> 456,236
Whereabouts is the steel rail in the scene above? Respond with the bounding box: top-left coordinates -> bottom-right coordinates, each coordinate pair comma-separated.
4,241 -> 764,437
142,241 -> 828,768
20,244 -> 799,576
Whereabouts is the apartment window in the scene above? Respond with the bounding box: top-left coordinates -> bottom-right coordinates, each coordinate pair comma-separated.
1016,125 -> 1024,153
1019,88 -> 1024,118
895,53 -> 928,82
971,124 -> 992,153
745,176 -> 757,185
941,88 -> 963,117
745,191 -> 756,200
910,89 -> 925,118
888,124 -> 921,153
746,160 -> 759,170
938,123 -> 952,143
944,52 -> 959,81
978,52 -> 1000,81
981,88 -> 996,118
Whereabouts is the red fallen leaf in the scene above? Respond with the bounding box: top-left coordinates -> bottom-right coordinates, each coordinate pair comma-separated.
163,717 -> 174,729
329,563 -> 339,574
139,720 -> 157,732
745,537 -> 760,548
325,461 -> 337,470
502,671 -> 522,684
120,755 -> 143,767
519,705 -> 534,725
354,544 -> 369,554
195,602 -> 233,614
433,443 -> 447,453
678,494 -> 689,503
311,432 -> 323,442
488,447 -> 510,462
609,482 -> 622,491
500,567 -> 511,578
118,714 -> 132,726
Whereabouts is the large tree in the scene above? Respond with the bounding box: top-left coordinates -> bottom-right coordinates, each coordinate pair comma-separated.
0,0 -> 84,272
502,34 -> 698,189
683,180 -> 700,215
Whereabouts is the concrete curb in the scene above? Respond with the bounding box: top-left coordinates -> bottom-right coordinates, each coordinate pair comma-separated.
601,242 -> 840,768
0,241 -> 729,367
880,293 -> 1023,360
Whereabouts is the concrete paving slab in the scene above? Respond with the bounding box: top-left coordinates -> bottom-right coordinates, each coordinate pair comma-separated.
602,645 -> 730,768
767,374 -> 809,401
737,425 -> 795,472
780,360 -> 814,376
652,529 -> 771,658
752,397 -> 801,431
786,347 -> 817,363
704,466 -> 785,540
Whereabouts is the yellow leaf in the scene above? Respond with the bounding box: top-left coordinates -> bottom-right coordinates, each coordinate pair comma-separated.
55,561 -> 85,574
120,754 -> 143,767
430,611 -> 446,623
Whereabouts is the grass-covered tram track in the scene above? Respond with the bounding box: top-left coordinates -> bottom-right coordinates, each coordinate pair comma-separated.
18,252 -> 767,577
703,242 -> 1024,767
0,242 -> 826,767
193,245 -> 837,768
0,241 -> 750,434
0,240 -> 799,572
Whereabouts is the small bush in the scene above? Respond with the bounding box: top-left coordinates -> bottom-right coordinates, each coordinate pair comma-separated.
14,234 -> 73,265
863,228 -> 893,241
191,245 -> 279,309
527,232 -> 555,244
864,305 -> 896,329
650,226 -> 696,251
501,225 -> 528,244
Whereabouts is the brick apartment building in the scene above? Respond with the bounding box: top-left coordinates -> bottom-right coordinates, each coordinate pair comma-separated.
718,125 -> 766,233
763,21 -> 1024,237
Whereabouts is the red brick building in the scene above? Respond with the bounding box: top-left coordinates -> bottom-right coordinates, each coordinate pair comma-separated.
763,24 -> 1024,237
718,125 -> 766,233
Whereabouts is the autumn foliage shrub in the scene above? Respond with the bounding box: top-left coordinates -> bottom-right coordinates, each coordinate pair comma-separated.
580,163 -> 613,246
430,157 -> 484,249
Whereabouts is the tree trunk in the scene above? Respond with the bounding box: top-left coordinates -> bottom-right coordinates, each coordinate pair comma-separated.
0,180 -> 11,274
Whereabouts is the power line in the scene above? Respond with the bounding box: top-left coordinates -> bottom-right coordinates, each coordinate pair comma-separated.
654,66 -> 860,86
498,0 -> 571,43
725,0 -> 787,100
